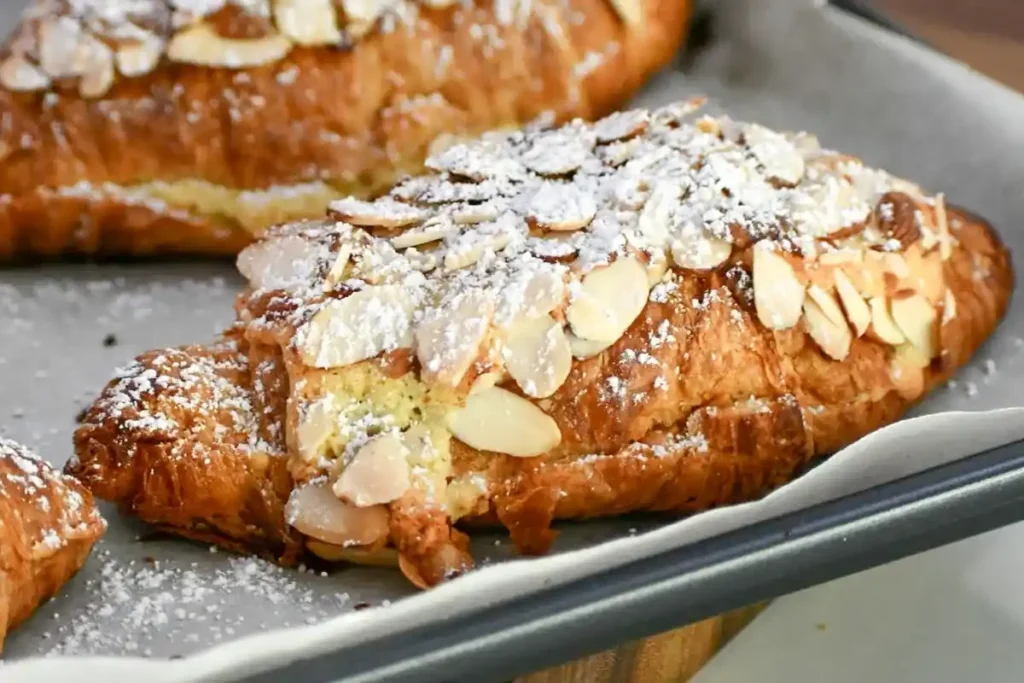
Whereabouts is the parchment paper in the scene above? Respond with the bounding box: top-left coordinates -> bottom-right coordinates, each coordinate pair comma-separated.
3,0 -> 1024,680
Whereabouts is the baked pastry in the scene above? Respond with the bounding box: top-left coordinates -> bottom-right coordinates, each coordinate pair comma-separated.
69,100 -> 1014,588
0,0 -> 693,260
0,437 -> 106,653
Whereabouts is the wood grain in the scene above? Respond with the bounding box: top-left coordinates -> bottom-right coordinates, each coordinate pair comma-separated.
515,604 -> 767,683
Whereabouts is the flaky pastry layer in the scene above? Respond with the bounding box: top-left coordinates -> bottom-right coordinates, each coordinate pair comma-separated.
0,438 -> 106,653
70,102 -> 1014,588
0,0 -> 692,260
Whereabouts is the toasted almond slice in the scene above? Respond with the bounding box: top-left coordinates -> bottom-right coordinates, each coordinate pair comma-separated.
753,245 -> 805,330
296,397 -> 338,463
866,296 -> 905,345
594,109 -> 649,143
891,293 -> 937,359
645,249 -> 669,286
502,315 -> 572,398
527,183 -> 597,232
637,182 -> 679,244
451,202 -> 502,225
341,0 -> 398,35
935,193 -> 952,260
416,291 -> 494,386
404,249 -> 439,273
0,55 -> 50,91
568,333 -> 614,359
116,37 -> 163,77
518,267 -> 567,319
744,124 -> 805,186
237,233 -> 321,291
567,256 -> 650,343
607,0 -> 644,26
442,221 -> 517,271
390,218 -> 458,249
890,350 -> 925,400
78,37 -> 115,98
323,243 -> 353,289
306,540 -> 399,566
882,252 -> 910,279
469,371 -> 503,395
803,297 -> 852,361
942,289 -> 957,324
893,342 -> 931,369
447,386 -> 561,457
301,285 -> 415,368
333,433 -> 411,507
818,248 -> 863,266
521,133 -> 591,176
833,270 -> 871,337
806,284 -> 847,330
671,236 -> 732,270
168,23 -> 292,68
285,480 -> 390,547
902,245 -> 944,304
329,197 -> 427,228
274,0 -> 343,45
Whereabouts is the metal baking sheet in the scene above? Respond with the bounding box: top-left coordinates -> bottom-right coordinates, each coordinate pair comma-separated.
3,0 -> 1024,680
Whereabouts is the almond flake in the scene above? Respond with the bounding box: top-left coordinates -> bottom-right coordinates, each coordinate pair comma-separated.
0,55 -> 50,91
935,193 -> 953,260
607,0 -> 644,25
867,296 -> 905,345
671,236 -> 732,270
286,481 -> 390,547
446,386 -> 561,457
833,270 -> 870,337
426,140 -> 526,182
296,397 -> 338,463
301,285 -> 416,368
753,245 -> 805,330
502,315 -> 572,398
329,197 -> 427,228
274,0 -> 343,46
806,284 -> 847,330
115,37 -> 163,77
390,218 -> 458,249
890,350 -> 925,399
527,182 -> 597,232
891,293 -> 937,360
567,256 -> 649,343
323,244 -> 353,289
443,215 -> 520,270
237,234 -> 322,291
333,433 -> 411,507
568,333 -> 614,359
416,291 -> 494,386
521,132 -> 592,176
818,249 -> 863,266
341,0 -> 400,36
594,109 -> 649,143
168,23 -> 292,68
942,289 -> 957,324
804,297 -> 852,361
637,182 -> 679,244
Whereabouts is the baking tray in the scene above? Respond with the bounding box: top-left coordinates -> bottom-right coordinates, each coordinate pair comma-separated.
4,0 -> 1024,681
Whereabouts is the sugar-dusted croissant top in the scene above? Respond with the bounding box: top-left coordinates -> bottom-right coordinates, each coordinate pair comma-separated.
1,0 -> 644,98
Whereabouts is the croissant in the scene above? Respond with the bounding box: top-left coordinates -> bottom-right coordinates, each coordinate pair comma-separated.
1,437 -> 106,653
0,0 -> 692,260
69,100 -> 1013,587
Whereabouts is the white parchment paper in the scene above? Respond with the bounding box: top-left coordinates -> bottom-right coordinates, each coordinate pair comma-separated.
3,0 -> 1024,680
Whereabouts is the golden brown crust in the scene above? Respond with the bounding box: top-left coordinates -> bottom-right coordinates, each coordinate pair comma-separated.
0,0 -> 692,260
0,438 -> 106,653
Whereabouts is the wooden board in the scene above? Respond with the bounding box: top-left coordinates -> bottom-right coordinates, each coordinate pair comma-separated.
515,603 -> 767,683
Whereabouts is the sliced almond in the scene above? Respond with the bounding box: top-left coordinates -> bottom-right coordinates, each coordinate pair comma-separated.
833,270 -> 870,337
451,202 -> 502,225
803,297 -> 852,361
671,236 -> 732,271
329,197 -> 427,228
469,371 -> 502,395
567,256 -> 649,343
805,284 -> 847,330
521,133 -> 592,176
568,333 -> 614,359
296,397 -> 338,463
607,0 -> 644,26
882,252 -> 910,279
38,17 -> 85,79
891,293 -> 937,360
594,109 -> 649,143
416,291 -> 494,387
902,245 -> 944,304
518,267 -> 567,318
168,23 -> 292,68
237,233 -> 321,291
274,0 -> 343,46
527,183 -> 597,232
306,540 -> 398,566
892,341 -> 931,369
818,248 -> 863,266
323,243 -> 353,289
116,38 -> 163,77
342,0 -> 400,37
752,245 -> 805,330
390,217 -> 457,249
443,217 -> 519,270
285,480 -> 390,547
502,315 -> 572,398
301,285 -> 415,368
404,249 -> 439,273
333,433 -> 411,507
447,386 -> 561,457
0,56 -> 50,91
645,249 -> 669,286
866,296 -> 905,345
942,289 -> 957,324
637,182 -> 679,245
890,351 -> 925,400
935,193 -> 952,260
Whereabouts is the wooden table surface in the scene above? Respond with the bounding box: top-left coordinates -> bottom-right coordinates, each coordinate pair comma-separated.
519,3 -> 1023,682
